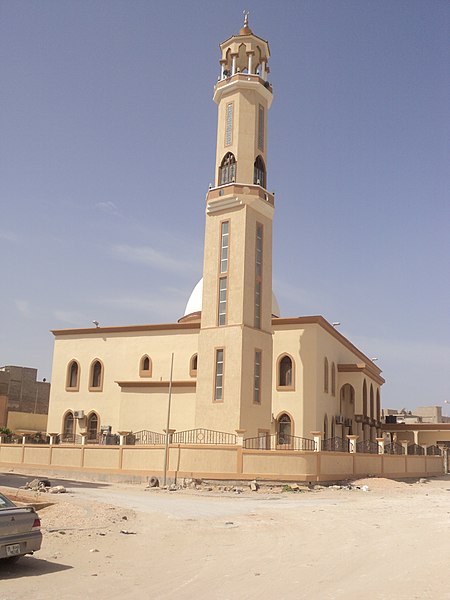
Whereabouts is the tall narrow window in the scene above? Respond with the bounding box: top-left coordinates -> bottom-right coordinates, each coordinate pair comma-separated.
331,362 -> 336,396
214,349 -> 224,401
278,355 -> 293,388
253,156 -> 266,188
363,379 -> 368,416
219,152 -> 236,185
218,277 -> 227,325
225,103 -> 233,146
324,357 -> 329,393
258,104 -> 264,151
87,413 -> 99,441
255,223 -> 263,328
66,360 -> 80,390
254,350 -> 262,404
254,281 -> 261,329
63,412 -> 74,441
220,221 -> 229,273
90,360 -> 103,390
370,384 -> 374,418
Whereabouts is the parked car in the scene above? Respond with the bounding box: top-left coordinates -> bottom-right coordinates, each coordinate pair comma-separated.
0,492 -> 42,561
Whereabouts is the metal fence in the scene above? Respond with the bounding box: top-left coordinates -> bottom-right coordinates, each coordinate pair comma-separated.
171,428 -> 237,445
243,433 -> 315,451
407,443 -> 425,456
384,442 -> 405,455
322,436 -> 350,452
131,430 -> 166,445
356,439 -> 380,454
426,445 -> 442,456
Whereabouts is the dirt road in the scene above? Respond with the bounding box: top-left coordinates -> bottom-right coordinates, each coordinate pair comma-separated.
1,476 -> 450,600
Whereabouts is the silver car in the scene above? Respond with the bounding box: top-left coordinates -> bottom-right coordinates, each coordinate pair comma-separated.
0,491 -> 42,561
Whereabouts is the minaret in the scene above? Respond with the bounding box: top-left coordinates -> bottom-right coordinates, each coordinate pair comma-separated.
195,15 -> 274,438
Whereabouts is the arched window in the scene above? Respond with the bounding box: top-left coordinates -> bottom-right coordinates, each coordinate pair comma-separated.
331,362 -> 336,396
190,354 -> 198,377
66,360 -> 80,390
376,389 -> 381,421
277,413 -> 292,444
140,355 -> 152,377
278,355 -> 293,388
87,413 -> 99,441
340,383 -> 355,415
63,412 -> 74,441
219,152 -> 236,185
324,357 -> 329,393
363,379 -> 367,416
89,360 -> 103,390
253,155 -> 266,188
370,384 -> 374,419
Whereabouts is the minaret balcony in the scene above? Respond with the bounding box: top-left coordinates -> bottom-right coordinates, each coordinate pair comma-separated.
206,182 -> 274,209
214,73 -> 273,106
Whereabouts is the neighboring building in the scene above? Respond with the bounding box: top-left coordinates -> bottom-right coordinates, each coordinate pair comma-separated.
382,406 -> 450,425
382,405 -> 450,450
47,18 -> 384,447
0,366 -> 50,434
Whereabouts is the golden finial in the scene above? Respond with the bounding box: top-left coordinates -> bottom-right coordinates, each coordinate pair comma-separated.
240,10 -> 252,35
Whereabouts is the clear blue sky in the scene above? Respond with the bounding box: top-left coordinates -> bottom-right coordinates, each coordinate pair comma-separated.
1,0 -> 449,411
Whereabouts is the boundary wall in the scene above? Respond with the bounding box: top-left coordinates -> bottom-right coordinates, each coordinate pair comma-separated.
0,443 -> 444,482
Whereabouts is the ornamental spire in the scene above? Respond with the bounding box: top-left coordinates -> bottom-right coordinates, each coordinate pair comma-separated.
240,10 -> 252,35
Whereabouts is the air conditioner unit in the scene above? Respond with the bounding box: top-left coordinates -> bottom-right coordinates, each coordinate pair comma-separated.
74,410 -> 85,419
335,415 -> 345,425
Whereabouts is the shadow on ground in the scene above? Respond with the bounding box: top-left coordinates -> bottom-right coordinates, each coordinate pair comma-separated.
0,555 -> 72,580
0,472 -> 110,490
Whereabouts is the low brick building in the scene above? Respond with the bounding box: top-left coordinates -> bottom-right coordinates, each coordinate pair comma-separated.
0,365 -> 50,433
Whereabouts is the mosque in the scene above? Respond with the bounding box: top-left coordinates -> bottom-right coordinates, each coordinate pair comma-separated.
46,17 -> 384,449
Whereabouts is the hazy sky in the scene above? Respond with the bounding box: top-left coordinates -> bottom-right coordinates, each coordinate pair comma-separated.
1,0 -> 449,411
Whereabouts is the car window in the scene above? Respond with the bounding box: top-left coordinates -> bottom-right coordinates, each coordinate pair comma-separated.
0,493 -> 16,508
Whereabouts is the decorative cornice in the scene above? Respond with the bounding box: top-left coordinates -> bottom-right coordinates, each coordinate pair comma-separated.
116,380 -> 196,389
52,322 -> 200,336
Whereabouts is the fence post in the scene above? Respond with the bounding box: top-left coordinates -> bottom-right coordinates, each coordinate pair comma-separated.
48,433 -> 58,445
310,431 -> 322,452
346,435 -> 358,453
80,434 -> 87,446
376,437 -> 385,455
401,441 -> 409,455
118,431 -> 130,446
235,429 -> 246,447
421,444 -> 427,455
164,428 -> 176,444
0,435 -> 3,444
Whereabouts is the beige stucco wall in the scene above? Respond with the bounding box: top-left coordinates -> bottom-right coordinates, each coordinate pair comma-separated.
272,321 -> 382,440
7,411 -> 48,433
47,327 -> 199,436
0,444 -> 442,481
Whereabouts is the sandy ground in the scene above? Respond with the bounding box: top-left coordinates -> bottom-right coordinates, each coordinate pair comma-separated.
1,475 -> 450,600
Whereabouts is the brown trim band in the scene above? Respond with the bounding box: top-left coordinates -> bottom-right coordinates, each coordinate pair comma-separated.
116,380 -> 196,389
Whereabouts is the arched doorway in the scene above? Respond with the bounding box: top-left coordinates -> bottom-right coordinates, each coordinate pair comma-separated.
277,413 -> 292,445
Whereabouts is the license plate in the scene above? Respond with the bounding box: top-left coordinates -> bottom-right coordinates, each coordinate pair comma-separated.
6,544 -> 21,557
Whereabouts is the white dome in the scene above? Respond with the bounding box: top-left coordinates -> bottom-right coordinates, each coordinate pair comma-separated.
184,278 -> 280,317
